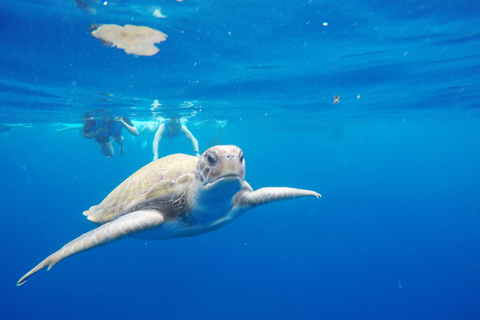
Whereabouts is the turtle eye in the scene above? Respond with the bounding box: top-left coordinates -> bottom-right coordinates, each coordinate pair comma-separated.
205,153 -> 217,166
239,154 -> 244,164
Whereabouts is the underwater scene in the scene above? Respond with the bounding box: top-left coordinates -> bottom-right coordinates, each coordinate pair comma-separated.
1,0 -> 480,319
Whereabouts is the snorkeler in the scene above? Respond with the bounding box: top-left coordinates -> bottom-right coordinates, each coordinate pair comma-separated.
152,117 -> 199,161
207,120 -> 227,148
0,123 -> 33,132
82,110 -> 138,158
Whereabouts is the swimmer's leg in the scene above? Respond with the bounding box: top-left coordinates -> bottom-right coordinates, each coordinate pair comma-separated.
208,120 -> 226,147
98,141 -> 114,158
113,135 -> 124,155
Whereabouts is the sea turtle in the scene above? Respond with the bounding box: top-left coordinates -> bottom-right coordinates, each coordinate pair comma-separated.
17,145 -> 321,285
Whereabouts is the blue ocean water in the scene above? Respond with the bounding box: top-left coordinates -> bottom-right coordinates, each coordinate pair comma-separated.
1,0 -> 480,319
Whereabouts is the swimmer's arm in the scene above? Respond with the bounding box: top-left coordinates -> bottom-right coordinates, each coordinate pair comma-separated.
152,124 -> 165,161
57,125 -> 83,133
8,123 -> 33,128
117,117 -> 139,137
82,131 -> 95,139
181,126 -> 199,156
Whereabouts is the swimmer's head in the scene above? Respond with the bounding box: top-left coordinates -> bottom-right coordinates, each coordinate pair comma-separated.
166,117 -> 180,132
102,115 -> 115,123
93,109 -> 114,123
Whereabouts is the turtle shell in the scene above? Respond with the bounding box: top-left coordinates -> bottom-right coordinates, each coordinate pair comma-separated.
84,153 -> 198,224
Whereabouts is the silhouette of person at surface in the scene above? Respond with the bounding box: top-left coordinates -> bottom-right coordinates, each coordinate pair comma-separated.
0,123 -> 33,132
82,110 -> 138,158
207,120 -> 227,148
152,117 -> 199,161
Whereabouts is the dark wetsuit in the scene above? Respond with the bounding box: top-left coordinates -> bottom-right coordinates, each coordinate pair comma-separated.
83,117 -> 133,143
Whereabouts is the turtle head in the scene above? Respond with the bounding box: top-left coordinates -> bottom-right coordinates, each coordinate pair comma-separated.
195,145 -> 245,190
190,145 -> 245,220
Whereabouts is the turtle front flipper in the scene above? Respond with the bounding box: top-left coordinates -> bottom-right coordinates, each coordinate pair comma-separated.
17,210 -> 164,286
238,187 -> 321,208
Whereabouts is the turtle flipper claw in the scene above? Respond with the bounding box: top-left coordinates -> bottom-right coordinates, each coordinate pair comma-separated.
17,210 -> 164,285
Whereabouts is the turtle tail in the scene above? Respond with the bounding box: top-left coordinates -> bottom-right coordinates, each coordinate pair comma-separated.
17,210 -> 164,286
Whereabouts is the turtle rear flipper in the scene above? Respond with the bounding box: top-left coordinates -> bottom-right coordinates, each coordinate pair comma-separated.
17,210 -> 164,286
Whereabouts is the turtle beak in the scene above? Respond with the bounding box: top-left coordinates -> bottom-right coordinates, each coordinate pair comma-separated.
216,151 -> 245,181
